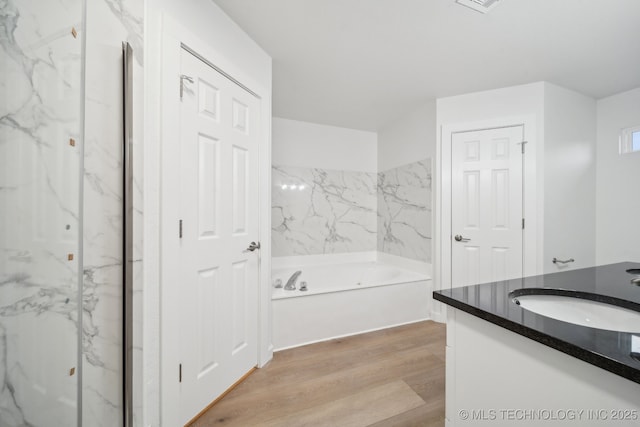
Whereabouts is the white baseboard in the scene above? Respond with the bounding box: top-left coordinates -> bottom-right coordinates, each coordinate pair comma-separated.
274,317 -> 432,352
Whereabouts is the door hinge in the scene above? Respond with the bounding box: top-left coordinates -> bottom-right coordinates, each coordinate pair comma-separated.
179,220 -> 183,238
522,218 -> 525,229
179,363 -> 182,383
520,140 -> 528,154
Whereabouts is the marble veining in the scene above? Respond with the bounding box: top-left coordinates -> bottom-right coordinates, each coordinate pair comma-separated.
103,0 -> 144,66
82,0 -> 144,425
1,0 -> 144,424
272,165 -> 377,256
377,159 -> 432,262
1,0 -> 83,425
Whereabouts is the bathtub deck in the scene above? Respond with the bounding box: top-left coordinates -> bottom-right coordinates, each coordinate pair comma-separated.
191,320 -> 445,426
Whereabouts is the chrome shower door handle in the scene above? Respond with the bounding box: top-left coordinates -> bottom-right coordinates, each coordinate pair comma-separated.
244,241 -> 261,252
122,41 -> 134,427
454,235 -> 470,242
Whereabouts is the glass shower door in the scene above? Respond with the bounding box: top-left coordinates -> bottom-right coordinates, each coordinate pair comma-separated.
0,0 -> 84,425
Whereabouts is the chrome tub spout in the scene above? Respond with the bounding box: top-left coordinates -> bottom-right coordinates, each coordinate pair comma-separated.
285,270 -> 302,290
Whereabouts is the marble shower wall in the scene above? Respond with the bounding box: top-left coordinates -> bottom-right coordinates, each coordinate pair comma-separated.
377,159 -> 432,262
83,0 -> 144,425
0,0 -> 84,426
1,1 -> 143,424
272,166 -> 377,256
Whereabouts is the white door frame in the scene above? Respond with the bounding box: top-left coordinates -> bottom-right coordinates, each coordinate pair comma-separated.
159,15 -> 272,426
434,116 -> 540,322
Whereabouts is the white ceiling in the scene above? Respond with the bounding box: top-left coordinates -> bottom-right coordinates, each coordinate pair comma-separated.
213,0 -> 640,131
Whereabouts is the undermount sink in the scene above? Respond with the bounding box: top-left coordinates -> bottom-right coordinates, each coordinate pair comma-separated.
511,292 -> 640,333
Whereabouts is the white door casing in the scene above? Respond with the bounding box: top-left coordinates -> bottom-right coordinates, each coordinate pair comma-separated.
450,126 -> 524,288
158,16 -> 272,427
177,49 -> 260,424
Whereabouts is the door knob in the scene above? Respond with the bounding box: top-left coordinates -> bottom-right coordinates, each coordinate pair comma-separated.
454,235 -> 470,242
244,241 -> 261,252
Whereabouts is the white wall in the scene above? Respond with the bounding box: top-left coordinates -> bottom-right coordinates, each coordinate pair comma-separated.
377,101 -> 437,172
596,87 -> 640,264
151,0 -> 271,89
543,83 -> 597,272
437,82 -> 545,128
272,117 -> 377,172
144,1 -> 272,425
374,102 -> 435,264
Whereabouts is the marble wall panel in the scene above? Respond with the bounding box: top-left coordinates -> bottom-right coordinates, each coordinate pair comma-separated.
272,166 -> 377,256
82,0 -> 143,425
0,0 -> 84,425
1,1 -> 144,425
377,159 -> 432,262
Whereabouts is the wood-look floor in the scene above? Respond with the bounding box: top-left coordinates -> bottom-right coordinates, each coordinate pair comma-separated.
192,321 -> 446,427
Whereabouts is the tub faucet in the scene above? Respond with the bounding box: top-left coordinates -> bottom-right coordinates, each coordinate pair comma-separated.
285,270 -> 302,290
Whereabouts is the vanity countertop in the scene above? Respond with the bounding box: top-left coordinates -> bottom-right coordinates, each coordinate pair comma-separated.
433,262 -> 640,384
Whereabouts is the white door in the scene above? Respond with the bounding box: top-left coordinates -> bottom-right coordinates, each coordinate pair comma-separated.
451,126 -> 524,288
178,48 -> 260,424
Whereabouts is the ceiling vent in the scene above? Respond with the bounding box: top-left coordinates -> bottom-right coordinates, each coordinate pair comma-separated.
456,0 -> 502,14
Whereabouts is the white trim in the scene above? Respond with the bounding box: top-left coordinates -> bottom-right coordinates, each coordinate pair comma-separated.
159,21 -> 181,427
159,14 -> 272,427
273,317 -> 432,352
435,116 -> 539,319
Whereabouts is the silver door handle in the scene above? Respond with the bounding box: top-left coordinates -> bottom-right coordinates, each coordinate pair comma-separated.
454,235 -> 470,242
552,257 -> 574,264
244,241 -> 261,252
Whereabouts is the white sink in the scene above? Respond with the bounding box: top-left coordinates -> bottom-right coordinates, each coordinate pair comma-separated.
513,294 -> 640,333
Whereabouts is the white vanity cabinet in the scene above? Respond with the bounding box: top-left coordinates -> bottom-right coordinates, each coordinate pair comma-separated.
445,308 -> 640,426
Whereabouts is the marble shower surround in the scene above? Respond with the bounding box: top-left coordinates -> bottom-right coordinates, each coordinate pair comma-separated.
2,1 -> 144,424
272,165 -> 377,256
377,159 -> 432,262
83,0 -> 144,425
0,1 -> 83,425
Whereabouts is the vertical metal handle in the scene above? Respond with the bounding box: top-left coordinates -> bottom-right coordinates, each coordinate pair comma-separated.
122,41 -> 134,427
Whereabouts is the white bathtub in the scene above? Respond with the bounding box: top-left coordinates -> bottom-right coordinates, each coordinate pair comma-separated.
272,260 -> 432,350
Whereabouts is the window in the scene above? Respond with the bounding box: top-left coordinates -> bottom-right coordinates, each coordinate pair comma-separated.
620,125 -> 640,154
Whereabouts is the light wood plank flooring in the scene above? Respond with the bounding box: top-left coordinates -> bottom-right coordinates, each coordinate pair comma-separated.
192,320 -> 446,426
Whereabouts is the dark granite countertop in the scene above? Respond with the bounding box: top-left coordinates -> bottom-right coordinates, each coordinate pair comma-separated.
433,262 -> 640,384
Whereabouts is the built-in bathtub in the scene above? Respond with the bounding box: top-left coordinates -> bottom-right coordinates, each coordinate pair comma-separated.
272,257 -> 432,350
